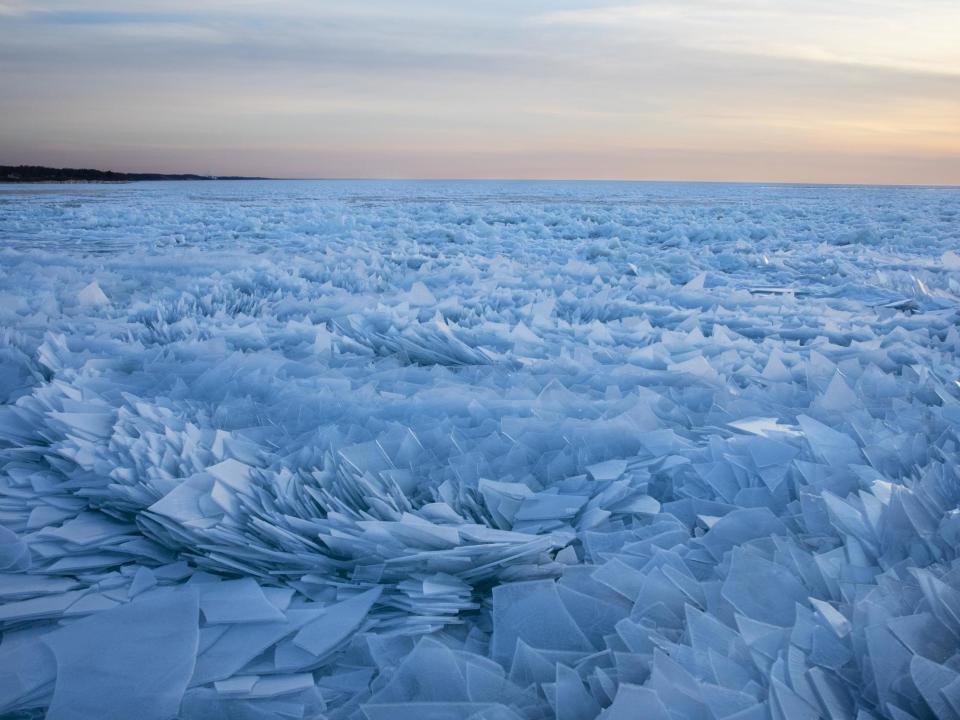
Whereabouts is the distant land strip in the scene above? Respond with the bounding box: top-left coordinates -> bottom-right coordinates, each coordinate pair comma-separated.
1,165 -> 266,183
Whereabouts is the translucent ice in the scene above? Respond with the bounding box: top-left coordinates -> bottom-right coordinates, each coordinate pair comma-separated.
2,180 -> 959,718
76,280 -> 109,307
42,589 -> 199,720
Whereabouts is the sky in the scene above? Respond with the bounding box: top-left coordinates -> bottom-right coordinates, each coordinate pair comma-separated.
1,0 -> 958,184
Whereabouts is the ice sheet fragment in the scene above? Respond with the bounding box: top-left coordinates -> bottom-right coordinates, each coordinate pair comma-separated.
198,578 -> 286,624
77,281 -> 110,307
42,589 -> 199,720
293,587 -> 382,657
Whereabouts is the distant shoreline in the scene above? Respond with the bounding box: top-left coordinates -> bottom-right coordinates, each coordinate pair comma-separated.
3,166 -> 957,188
1,165 -> 266,183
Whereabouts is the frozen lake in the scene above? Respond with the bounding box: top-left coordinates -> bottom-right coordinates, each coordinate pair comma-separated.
1,180 -> 959,719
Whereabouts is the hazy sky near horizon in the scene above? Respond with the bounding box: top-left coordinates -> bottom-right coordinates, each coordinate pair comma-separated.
1,0 -> 958,183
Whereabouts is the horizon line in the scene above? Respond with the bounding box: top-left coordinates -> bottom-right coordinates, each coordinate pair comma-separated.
3,165 -> 958,190
266,177 -> 960,189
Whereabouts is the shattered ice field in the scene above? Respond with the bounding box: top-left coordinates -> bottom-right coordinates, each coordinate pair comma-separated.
1,179 -> 960,720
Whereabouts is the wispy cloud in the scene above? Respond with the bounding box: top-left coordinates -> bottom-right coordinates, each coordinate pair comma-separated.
535,0 -> 960,76
30,10 -> 201,24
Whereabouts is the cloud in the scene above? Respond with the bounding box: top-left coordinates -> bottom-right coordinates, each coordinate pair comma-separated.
0,0 -> 957,182
534,0 -> 960,76
30,10 -> 201,24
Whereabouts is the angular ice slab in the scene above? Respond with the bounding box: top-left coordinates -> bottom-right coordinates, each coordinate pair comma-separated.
43,589 -> 198,720
76,281 -> 110,307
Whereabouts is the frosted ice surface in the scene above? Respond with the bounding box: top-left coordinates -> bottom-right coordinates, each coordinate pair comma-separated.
1,180 -> 959,719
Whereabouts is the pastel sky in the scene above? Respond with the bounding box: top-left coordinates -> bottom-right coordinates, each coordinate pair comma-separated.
1,0 -> 958,183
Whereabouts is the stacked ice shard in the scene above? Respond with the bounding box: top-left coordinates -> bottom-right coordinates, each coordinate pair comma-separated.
1,180 -> 960,719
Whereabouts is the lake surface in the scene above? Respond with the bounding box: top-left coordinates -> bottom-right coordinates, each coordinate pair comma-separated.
1,179 -> 959,719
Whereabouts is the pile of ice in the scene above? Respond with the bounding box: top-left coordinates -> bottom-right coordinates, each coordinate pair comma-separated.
1,180 -> 959,719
